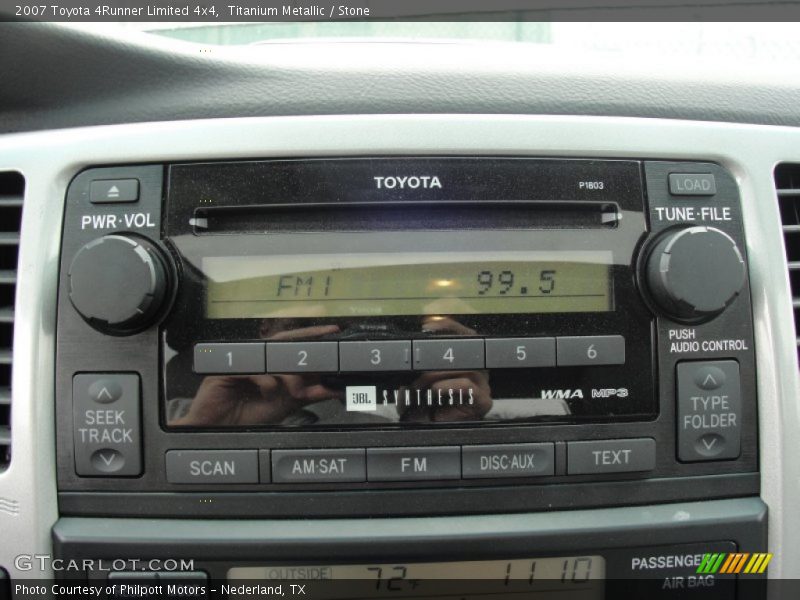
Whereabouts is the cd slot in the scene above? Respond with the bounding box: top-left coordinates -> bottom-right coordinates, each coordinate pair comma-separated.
193,201 -> 620,234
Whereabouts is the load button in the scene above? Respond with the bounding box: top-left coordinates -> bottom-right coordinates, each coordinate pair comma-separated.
668,173 -> 716,196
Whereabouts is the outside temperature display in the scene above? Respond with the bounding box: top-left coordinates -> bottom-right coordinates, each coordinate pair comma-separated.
204,251 -> 613,318
228,555 -> 605,599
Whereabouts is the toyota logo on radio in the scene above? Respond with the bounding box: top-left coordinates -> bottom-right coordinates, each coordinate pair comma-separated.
373,175 -> 442,189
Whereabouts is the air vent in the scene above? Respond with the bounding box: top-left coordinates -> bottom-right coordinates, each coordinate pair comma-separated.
0,172 -> 23,469
775,164 -> 800,363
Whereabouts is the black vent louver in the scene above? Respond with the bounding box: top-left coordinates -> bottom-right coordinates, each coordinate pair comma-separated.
775,164 -> 800,364
0,172 -> 23,469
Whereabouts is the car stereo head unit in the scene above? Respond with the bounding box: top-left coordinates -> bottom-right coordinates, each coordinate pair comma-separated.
55,157 -> 758,518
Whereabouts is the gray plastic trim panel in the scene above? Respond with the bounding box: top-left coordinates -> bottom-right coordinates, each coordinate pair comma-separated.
0,114 -> 796,583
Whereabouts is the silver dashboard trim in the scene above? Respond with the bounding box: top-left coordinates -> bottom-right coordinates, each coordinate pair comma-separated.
0,114 -> 797,581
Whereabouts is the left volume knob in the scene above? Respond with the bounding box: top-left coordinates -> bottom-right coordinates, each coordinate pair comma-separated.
68,234 -> 171,335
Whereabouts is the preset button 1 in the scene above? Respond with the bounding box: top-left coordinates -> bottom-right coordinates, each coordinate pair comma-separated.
193,343 -> 266,374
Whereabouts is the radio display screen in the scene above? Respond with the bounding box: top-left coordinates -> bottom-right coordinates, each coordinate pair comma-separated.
228,556 -> 605,599
204,252 -> 613,319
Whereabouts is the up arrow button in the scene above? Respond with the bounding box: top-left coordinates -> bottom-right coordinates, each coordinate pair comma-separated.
694,365 -> 726,390
88,379 -> 123,403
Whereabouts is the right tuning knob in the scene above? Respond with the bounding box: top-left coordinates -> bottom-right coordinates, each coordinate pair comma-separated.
643,226 -> 746,322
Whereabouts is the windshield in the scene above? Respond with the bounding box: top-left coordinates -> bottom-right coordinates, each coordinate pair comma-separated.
96,22 -> 800,63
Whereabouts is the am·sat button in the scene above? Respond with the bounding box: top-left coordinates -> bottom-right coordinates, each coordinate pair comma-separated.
165,450 -> 259,484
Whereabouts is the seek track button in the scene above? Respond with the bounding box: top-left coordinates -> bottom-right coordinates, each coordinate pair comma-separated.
73,373 -> 141,477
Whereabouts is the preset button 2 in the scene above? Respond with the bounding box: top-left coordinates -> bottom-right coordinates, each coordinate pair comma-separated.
267,342 -> 338,373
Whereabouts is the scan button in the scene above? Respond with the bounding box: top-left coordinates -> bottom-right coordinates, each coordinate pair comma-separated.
166,450 -> 259,484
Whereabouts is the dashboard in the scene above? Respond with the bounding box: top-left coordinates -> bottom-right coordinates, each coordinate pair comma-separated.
0,22 -> 799,600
